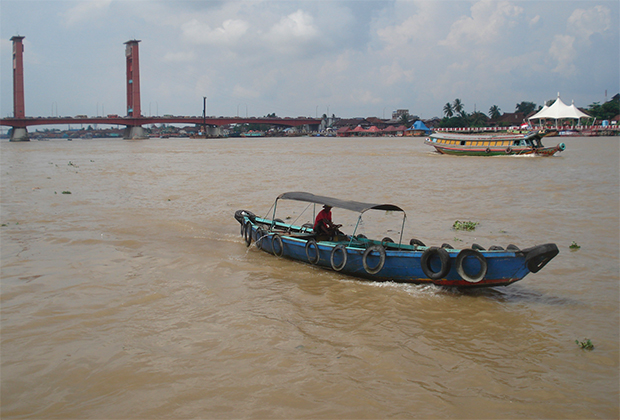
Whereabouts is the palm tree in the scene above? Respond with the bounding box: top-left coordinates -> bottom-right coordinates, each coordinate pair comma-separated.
399,113 -> 413,127
453,98 -> 464,117
515,101 -> 537,115
470,111 -> 488,127
489,105 -> 501,119
443,102 -> 454,118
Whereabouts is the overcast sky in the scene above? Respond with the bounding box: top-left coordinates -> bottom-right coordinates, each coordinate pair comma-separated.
1,0 -> 618,120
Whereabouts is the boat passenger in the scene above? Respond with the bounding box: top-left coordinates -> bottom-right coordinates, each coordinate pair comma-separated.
314,205 -> 342,239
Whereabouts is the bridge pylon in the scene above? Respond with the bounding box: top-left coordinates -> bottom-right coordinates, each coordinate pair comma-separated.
123,40 -> 146,139
10,35 -> 29,141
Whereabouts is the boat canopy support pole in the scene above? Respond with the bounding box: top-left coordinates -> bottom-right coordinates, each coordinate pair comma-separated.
348,215 -> 364,247
398,215 -> 406,249
270,199 -> 279,231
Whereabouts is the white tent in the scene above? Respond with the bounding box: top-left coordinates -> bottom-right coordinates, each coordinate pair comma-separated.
528,93 -> 591,126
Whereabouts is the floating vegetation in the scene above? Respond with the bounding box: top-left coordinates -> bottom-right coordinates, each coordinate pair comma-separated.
575,338 -> 594,350
68,161 -> 79,168
569,241 -> 581,250
453,220 -> 479,231
61,191 -> 72,194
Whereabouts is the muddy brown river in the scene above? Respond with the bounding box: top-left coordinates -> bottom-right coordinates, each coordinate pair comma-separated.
1,136 -> 618,418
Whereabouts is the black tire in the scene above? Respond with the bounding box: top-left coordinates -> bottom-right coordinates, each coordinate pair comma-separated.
485,147 -> 491,154
420,247 -> 451,280
441,243 -> 453,249
409,238 -> 426,247
472,243 -> 485,251
255,227 -> 265,249
506,147 -> 512,154
330,244 -> 347,271
524,243 -> 559,273
272,234 -> 284,257
301,223 -> 314,233
305,238 -> 320,264
455,249 -> 488,283
362,245 -> 386,274
244,222 -> 252,247
381,237 -> 394,248
489,245 -> 504,251
506,244 -> 520,252
235,209 -> 256,224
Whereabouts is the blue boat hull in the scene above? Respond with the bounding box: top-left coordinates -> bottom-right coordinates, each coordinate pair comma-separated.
237,214 -> 557,288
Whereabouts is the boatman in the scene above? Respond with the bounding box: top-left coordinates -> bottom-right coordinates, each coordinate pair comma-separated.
313,204 -> 342,239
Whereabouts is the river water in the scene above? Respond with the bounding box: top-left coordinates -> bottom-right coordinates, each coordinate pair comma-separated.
1,135 -> 618,419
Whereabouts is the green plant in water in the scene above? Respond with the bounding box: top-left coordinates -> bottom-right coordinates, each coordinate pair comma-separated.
62,191 -> 72,194
569,241 -> 581,250
575,338 -> 594,350
453,220 -> 479,231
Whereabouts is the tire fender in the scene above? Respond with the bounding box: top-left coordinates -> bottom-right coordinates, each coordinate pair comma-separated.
523,243 -> 559,273
272,234 -> 284,257
244,222 -> 252,247
455,248 -> 488,283
330,244 -> 347,271
420,247 -> 451,279
362,245 -> 386,274
305,238 -> 320,264
255,227 -> 265,249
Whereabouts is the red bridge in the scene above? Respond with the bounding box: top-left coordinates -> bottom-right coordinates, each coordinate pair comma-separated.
2,37 -> 321,141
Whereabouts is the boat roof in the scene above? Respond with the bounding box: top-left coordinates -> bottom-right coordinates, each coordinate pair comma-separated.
277,192 -> 405,214
429,131 -> 538,141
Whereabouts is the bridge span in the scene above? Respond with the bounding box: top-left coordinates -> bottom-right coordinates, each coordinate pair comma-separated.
0,115 -> 322,139
3,36 -> 320,141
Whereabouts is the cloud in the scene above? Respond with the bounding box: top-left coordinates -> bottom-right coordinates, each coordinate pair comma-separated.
232,84 -> 260,99
375,2 -> 440,51
181,18 -> 249,47
62,0 -> 112,26
549,34 -> 577,75
350,89 -> 382,106
440,0 -> 523,48
379,61 -> 415,86
547,5 -> 611,77
265,9 -> 320,54
163,51 -> 196,63
567,5 -> 611,41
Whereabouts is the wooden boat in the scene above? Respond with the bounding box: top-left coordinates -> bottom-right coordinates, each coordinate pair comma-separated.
234,192 -> 559,288
425,129 -> 565,156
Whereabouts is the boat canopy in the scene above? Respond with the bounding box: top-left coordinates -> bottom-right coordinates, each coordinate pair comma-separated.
277,192 -> 405,215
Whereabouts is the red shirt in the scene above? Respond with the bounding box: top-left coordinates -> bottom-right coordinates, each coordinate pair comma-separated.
313,208 -> 332,230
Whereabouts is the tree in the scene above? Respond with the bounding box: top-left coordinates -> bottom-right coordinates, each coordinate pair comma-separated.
453,98 -> 464,116
515,101 -> 537,116
443,102 -> 454,118
470,112 -> 488,127
399,113 -> 413,127
489,105 -> 501,119
587,95 -> 620,120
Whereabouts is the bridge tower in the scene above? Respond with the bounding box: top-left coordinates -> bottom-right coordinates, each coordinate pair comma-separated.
124,39 -> 141,118
123,39 -> 146,139
10,35 -> 29,141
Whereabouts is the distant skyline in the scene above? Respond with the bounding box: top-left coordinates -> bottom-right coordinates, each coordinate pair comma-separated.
1,1 -> 618,120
